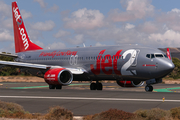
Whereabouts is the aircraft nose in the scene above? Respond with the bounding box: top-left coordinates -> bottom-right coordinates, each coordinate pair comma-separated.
164,62 -> 175,73
154,60 -> 175,78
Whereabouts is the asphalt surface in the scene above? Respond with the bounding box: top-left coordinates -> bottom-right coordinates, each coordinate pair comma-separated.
0,82 -> 180,115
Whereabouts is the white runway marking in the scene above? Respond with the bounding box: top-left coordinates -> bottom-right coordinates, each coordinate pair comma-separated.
0,96 -> 180,102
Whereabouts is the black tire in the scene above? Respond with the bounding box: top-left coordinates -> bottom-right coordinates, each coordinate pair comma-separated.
145,85 -> 153,92
149,86 -> 153,91
97,83 -> 103,90
49,85 -> 55,89
90,83 -> 97,90
56,85 -> 62,89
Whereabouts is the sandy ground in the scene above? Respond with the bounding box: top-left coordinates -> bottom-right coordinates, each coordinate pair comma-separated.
0,76 -> 179,84
0,76 -> 44,83
0,117 -> 82,120
162,79 -> 180,84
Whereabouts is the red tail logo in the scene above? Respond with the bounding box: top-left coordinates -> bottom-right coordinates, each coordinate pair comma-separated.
166,48 -> 171,60
12,2 -> 43,53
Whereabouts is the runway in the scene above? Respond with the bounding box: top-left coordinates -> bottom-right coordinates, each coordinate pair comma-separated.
0,82 -> 180,115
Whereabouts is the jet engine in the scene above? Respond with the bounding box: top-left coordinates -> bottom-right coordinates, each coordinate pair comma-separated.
44,68 -> 73,86
116,80 -> 144,87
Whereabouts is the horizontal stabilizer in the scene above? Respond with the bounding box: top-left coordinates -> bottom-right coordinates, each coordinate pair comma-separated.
0,52 -> 18,58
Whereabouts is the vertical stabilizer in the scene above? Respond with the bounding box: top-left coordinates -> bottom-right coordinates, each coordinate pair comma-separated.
166,48 -> 172,60
12,2 -> 43,53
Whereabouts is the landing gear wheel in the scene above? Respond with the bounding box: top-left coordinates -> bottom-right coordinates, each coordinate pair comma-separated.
90,83 -> 97,90
97,83 -> 103,90
145,85 -> 153,92
56,85 -> 62,89
49,85 -> 56,89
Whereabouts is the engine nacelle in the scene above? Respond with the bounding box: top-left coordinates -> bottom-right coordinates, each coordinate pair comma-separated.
44,68 -> 73,86
116,80 -> 144,87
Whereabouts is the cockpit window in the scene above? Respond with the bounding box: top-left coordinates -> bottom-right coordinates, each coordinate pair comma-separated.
146,54 -> 165,59
146,54 -> 150,58
151,54 -> 155,58
164,54 -> 168,58
146,54 -> 155,59
155,54 -> 163,58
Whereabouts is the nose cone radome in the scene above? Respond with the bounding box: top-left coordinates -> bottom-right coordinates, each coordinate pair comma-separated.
161,61 -> 175,76
166,62 -> 175,73
155,60 -> 175,78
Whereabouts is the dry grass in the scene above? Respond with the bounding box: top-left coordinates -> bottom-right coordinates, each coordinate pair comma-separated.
0,100 -> 24,118
83,115 -> 94,120
0,101 -> 73,120
0,100 -> 40,119
84,108 -> 177,120
44,106 -> 73,120
170,107 -> 180,119
83,109 -> 135,120
1,100 -> 180,120
134,108 -> 172,120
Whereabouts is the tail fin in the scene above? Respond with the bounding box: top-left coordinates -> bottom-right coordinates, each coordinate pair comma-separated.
166,48 -> 172,60
12,2 -> 43,53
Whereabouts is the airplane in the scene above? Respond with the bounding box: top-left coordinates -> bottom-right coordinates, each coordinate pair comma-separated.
0,1 -> 175,92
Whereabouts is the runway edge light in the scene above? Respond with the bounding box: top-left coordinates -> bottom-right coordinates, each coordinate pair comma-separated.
162,97 -> 165,102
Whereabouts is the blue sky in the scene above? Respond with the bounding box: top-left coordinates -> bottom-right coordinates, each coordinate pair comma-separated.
1,0 -> 180,53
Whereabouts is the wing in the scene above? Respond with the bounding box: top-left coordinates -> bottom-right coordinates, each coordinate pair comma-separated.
0,60 -> 85,74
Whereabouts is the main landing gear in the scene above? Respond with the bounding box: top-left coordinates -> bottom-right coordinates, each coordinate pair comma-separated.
90,82 -> 103,90
49,85 -> 62,89
145,85 -> 153,92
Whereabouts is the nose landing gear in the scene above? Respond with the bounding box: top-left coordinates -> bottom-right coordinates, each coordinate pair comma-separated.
145,85 -> 153,92
145,78 -> 162,92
